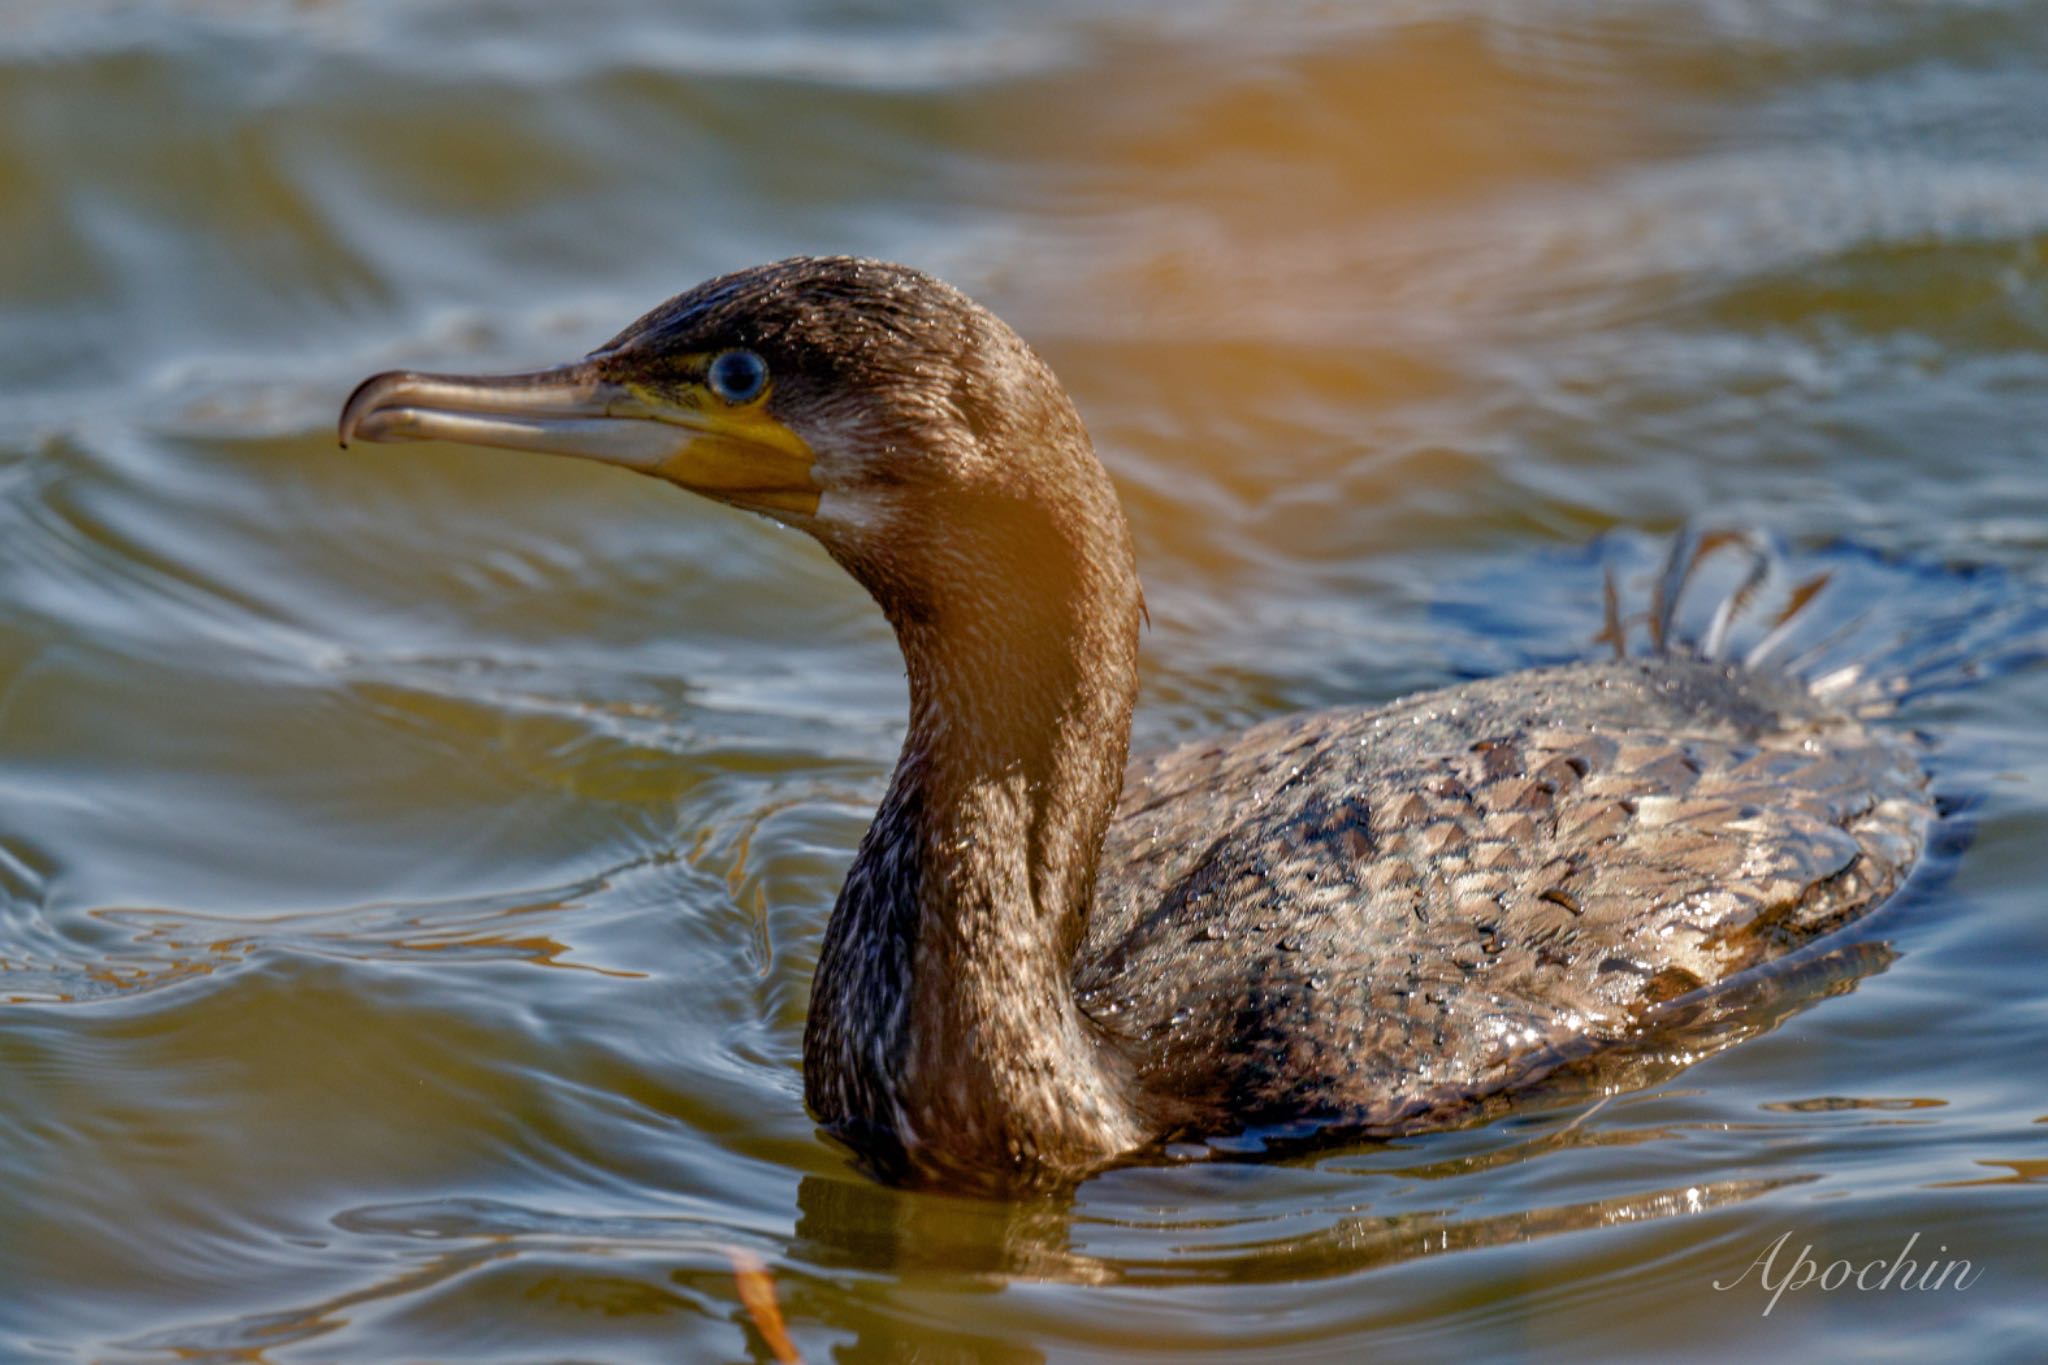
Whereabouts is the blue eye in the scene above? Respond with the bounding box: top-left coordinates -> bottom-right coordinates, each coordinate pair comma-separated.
707,349 -> 768,403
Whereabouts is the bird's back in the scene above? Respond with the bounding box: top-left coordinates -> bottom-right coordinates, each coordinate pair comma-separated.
1078,656 -> 1930,1144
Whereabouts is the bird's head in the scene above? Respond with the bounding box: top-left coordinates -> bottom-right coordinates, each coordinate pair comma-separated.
340,256 -> 1125,621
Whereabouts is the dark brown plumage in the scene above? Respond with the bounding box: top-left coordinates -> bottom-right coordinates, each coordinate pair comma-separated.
340,257 -> 1933,1191
1085,656 -> 1925,1146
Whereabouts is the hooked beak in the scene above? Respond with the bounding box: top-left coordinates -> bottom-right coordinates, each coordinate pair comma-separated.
338,361 -> 819,517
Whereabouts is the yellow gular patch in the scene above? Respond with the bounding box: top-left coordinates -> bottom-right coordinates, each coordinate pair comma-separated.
626,379 -> 819,517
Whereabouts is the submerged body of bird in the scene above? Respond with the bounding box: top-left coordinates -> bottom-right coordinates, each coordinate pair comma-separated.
341,257 -> 1936,1190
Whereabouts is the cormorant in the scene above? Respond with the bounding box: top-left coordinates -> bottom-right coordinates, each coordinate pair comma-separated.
341,257 -> 1929,1189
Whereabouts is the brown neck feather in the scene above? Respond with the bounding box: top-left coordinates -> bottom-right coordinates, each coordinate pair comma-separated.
803,485 -> 1146,1186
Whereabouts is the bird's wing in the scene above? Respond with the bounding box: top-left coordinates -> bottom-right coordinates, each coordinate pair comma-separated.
1082,657 -> 1930,1135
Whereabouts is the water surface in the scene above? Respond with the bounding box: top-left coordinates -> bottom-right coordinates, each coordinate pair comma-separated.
2,1 -> 2045,1360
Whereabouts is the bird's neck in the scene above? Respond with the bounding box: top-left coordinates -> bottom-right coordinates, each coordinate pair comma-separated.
804,499 -> 1146,1184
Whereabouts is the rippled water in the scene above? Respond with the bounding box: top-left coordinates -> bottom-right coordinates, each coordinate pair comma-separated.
3,2 -> 2045,1360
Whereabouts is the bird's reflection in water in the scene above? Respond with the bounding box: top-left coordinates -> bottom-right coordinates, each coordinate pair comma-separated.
787,1168 -> 1804,1363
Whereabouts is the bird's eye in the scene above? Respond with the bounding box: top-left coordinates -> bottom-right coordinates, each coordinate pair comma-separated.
707,349 -> 769,404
